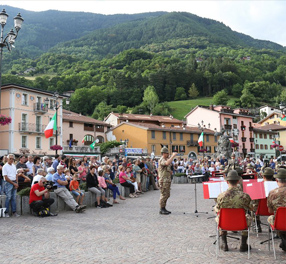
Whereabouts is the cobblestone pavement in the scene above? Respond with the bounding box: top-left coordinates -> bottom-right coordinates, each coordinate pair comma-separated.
1,184 -> 286,264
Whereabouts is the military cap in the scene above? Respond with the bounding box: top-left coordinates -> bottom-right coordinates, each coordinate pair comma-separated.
246,163 -> 253,169
245,155 -> 250,158
262,167 -> 274,177
274,168 -> 286,179
226,170 -> 240,181
161,147 -> 169,154
219,165 -> 225,170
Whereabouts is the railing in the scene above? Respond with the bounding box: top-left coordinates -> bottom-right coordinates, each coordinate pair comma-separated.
221,109 -> 234,114
34,103 -> 48,114
187,140 -> 198,147
250,149 -> 255,152
224,124 -> 232,130
19,122 -> 45,133
241,137 -> 247,142
84,124 -> 94,131
242,148 -> 247,153
249,138 -> 254,142
249,126 -> 254,131
63,145 -> 100,153
95,127 -> 104,132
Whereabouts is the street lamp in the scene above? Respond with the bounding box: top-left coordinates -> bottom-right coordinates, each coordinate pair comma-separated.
0,9 -> 24,113
198,120 -> 206,158
51,92 -> 70,154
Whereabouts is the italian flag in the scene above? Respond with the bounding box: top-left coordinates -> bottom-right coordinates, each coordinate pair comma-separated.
281,114 -> 286,121
198,132 -> 204,147
44,113 -> 57,138
82,135 -> 87,143
229,138 -> 235,143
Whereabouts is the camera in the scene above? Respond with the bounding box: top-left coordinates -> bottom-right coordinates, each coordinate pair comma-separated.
43,181 -> 57,190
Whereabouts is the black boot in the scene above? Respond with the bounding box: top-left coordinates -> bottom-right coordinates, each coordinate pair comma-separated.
279,233 -> 286,252
160,207 -> 170,215
220,231 -> 228,251
256,220 -> 262,233
240,235 -> 251,252
165,208 -> 171,214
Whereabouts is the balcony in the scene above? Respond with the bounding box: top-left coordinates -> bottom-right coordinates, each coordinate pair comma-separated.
187,140 -> 198,147
96,126 -> 104,133
250,149 -> 255,152
63,145 -> 100,153
224,124 -> 232,130
19,122 -> 45,134
249,137 -> 254,142
84,123 -> 94,132
238,111 -> 254,117
242,148 -> 247,154
34,103 -> 48,114
221,109 -> 234,114
241,137 -> 247,142
249,126 -> 254,131
241,126 -> 246,131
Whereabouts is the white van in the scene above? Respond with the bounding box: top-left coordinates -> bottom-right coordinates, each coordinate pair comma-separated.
276,155 -> 286,162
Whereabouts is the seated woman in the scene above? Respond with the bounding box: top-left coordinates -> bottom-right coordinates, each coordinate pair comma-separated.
126,166 -> 140,194
69,158 -> 79,176
103,166 -> 125,204
45,167 -> 55,181
78,160 -> 87,183
118,165 -> 137,198
86,166 -> 110,208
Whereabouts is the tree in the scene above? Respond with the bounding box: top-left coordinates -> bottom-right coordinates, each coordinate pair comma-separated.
213,90 -> 228,105
188,83 -> 199,98
143,85 -> 159,113
239,88 -> 257,108
92,102 -> 113,120
174,87 -> 187,101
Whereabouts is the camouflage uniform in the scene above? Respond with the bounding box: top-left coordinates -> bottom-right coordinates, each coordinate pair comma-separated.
267,187 -> 286,225
158,156 -> 172,208
215,186 -> 253,235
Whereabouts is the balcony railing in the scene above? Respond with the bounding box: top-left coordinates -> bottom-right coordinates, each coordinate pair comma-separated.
249,138 -> 254,142
34,103 -> 48,114
224,124 -> 232,130
221,109 -> 234,114
187,140 -> 198,147
95,126 -> 104,132
63,145 -> 100,153
250,149 -> 255,152
249,126 -> 254,131
241,137 -> 247,142
19,122 -> 45,133
242,148 -> 247,153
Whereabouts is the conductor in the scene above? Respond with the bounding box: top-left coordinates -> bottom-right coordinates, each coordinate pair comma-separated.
158,147 -> 177,215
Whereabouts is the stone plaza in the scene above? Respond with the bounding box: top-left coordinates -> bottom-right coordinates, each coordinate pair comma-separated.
0,183 -> 285,264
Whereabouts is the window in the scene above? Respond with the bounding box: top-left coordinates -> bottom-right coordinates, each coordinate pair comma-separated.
214,135 -> 217,142
162,131 -> 166,140
36,137 -> 41,149
173,132 -> 176,140
22,93 -> 28,105
151,130 -> 155,139
50,99 -> 54,109
152,145 -> 156,153
269,134 -> 273,139
190,134 -> 193,141
69,122 -> 73,128
260,144 -> 264,150
180,133 -> 183,141
264,134 -> 267,139
36,116 -> 41,133
255,144 -> 259,149
265,145 -> 268,150
49,138 -> 54,147
172,145 -> 178,152
21,136 -> 27,148
85,134 -> 95,145
259,134 -> 262,139
206,146 -> 211,153
21,114 -> 27,131
179,145 -> 185,152
206,135 -> 209,142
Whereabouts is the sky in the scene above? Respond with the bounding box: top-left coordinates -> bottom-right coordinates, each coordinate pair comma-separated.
2,0 -> 286,46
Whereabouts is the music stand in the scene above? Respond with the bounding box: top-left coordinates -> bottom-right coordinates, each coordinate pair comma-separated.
184,174 -> 208,217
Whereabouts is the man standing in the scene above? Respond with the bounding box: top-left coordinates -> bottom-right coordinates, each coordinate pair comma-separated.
146,156 -> 159,191
3,154 -> 20,217
215,170 -> 252,252
29,177 -> 55,216
26,155 -> 34,180
52,155 -> 61,172
158,147 -> 177,215
53,165 -> 86,213
16,155 -> 29,176
267,168 -> 286,252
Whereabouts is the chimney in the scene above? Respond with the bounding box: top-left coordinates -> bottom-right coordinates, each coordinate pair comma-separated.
209,104 -> 214,110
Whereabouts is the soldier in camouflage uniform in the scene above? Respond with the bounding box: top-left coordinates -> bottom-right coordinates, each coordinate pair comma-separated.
158,147 -> 177,215
267,168 -> 286,252
215,170 -> 253,252
252,167 -> 274,233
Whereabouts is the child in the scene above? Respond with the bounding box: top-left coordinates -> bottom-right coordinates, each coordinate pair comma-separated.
69,175 -> 85,205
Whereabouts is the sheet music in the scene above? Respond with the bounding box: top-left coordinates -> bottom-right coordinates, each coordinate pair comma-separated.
264,181 -> 278,197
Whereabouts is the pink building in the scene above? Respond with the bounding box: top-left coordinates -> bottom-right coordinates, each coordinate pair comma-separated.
185,105 -> 255,157
0,84 -> 64,156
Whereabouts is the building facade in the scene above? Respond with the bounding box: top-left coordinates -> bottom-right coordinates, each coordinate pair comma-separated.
0,84 -> 64,156
253,128 -> 276,159
185,105 -> 254,157
107,122 -> 217,158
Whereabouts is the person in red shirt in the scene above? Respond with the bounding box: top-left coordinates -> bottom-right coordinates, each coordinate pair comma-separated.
29,177 -> 55,216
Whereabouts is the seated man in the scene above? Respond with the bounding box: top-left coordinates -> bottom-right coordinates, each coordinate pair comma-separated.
215,170 -> 253,252
267,168 -> 286,252
53,165 -> 86,213
17,168 -> 31,183
32,168 -> 45,186
29,177 -> 55,216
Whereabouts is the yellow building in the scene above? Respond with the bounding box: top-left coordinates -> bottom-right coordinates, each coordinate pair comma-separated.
258,112 -> 286,126
107,122 -> 217,158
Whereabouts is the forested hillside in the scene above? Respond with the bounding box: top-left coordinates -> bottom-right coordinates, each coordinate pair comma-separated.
2,7 -> 286,120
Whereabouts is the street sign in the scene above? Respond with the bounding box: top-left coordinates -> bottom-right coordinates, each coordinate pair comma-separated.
278,145 -> 284,152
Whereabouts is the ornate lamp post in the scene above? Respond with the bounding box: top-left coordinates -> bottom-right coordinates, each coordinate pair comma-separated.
0,9 -> 24,113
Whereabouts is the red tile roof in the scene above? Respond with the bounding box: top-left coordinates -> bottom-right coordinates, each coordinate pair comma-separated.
63,110 -> 110,126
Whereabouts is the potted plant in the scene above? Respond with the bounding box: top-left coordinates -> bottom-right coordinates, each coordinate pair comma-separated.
50,145 -> 63,151
0,114 -> 12,126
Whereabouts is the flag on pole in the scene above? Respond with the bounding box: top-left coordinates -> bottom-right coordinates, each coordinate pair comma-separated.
82,135 -> 87,143
90,140 -> 96,149
44,113 -> 57,138
229,138 -> 235,143
69,139 -> 72,147
281,114 -> 286,121
198,132 -> 204,147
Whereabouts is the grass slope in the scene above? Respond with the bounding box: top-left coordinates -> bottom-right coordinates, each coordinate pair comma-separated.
167,97 -> 236,120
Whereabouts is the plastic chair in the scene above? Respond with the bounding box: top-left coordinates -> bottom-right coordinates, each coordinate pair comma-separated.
254,198 -> 273,237
216,208 -> 250,259
269,207 -> 286,259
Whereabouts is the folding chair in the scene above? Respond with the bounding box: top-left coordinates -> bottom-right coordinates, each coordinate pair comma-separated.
216,208 -> 250,259
254,198 -> 273,237
269,207 -> 286,260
